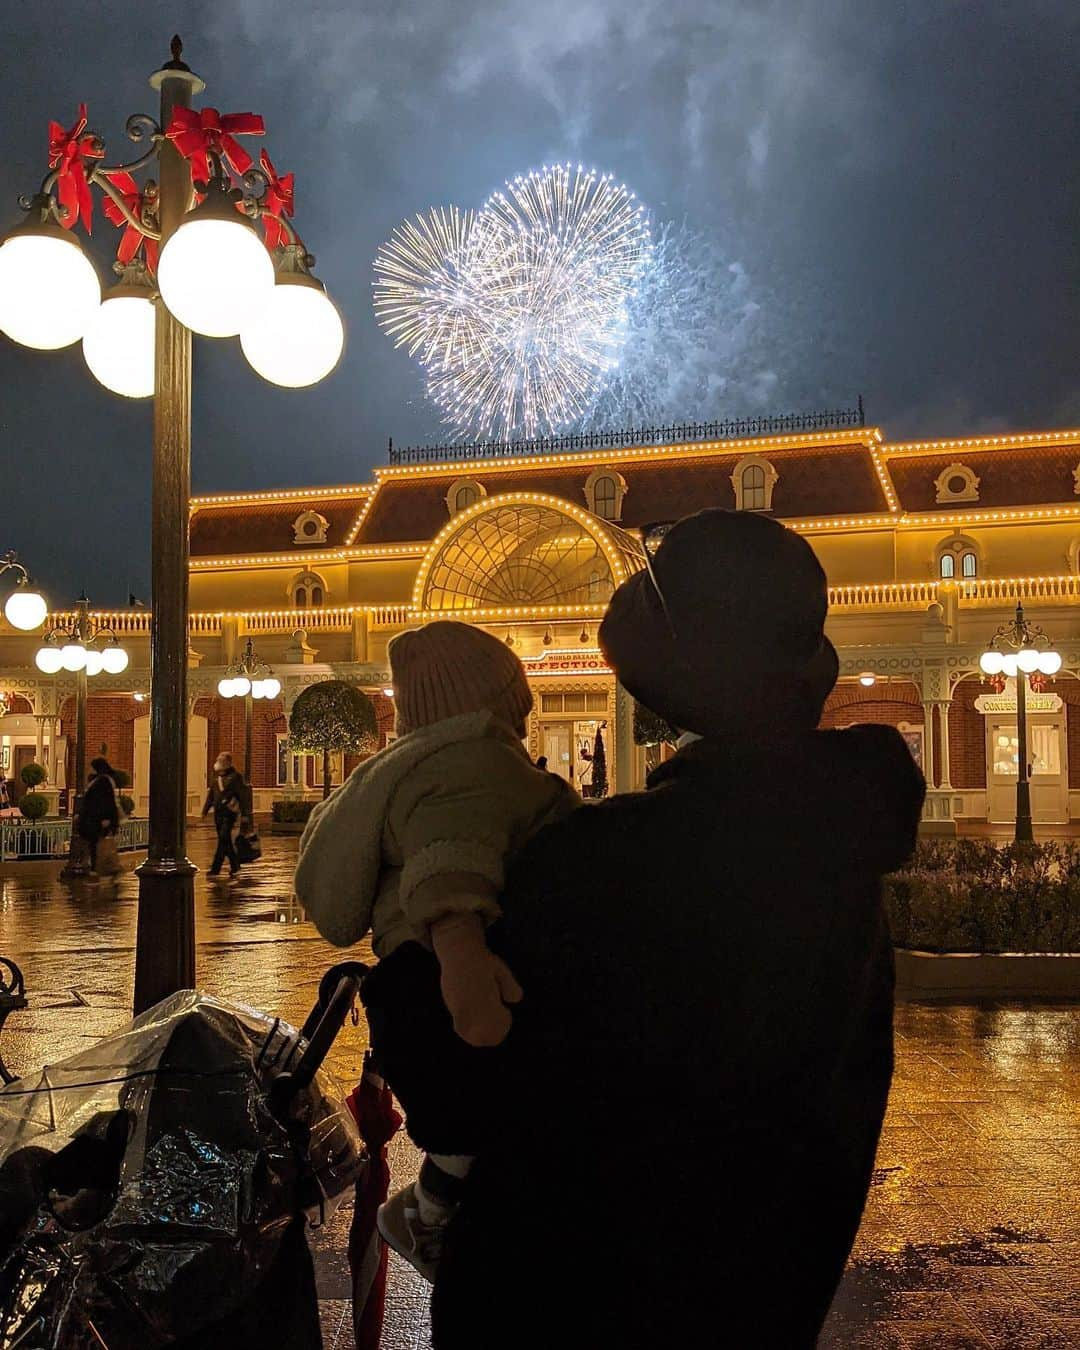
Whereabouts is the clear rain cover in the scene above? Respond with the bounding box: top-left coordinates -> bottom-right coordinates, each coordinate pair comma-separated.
0,989 -> 362,1348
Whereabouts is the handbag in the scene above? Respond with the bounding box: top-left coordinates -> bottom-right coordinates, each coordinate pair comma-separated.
236,831 -> 263,864
95,834 -> 123,876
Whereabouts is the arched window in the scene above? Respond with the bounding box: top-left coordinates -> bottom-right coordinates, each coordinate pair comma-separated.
731,456 -> 778,512
291,570 -> 327,608
935,535 -> 981,583
445,478 -> 486,517
584,468 -> 628,521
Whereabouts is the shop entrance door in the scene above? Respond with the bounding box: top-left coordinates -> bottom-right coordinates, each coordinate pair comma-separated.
540,723 -> 572,782
986,716 -> 1067,824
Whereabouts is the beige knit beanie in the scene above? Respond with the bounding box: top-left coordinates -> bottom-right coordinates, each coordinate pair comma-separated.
388,621 -> 533,736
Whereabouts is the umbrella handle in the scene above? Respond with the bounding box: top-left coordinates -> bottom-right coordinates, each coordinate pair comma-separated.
270,961 -> 369,1110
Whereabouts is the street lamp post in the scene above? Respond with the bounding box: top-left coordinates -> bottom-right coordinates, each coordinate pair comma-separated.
979,602 -> 1062,844
35,595 -> 129,874
218,638 -> 281,788
0,38 -> 343,1012
0,553 -> 48,632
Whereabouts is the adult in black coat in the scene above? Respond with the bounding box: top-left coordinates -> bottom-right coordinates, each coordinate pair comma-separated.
201,754 -> 251,877
432,510 -> 925,1350
76,757 -> 120,871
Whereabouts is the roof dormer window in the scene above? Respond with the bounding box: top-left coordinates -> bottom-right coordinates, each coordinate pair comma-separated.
731,456 -> 778,512
934,464 -> 980,505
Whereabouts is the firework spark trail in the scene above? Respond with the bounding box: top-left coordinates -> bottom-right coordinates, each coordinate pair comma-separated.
373,164 -> 652,439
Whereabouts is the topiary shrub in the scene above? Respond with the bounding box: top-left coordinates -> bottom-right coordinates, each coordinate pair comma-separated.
19,793 -> 49,821
19,762 -> 46,789
119,794 -> 135,817
112,768 -> 132,790
288,681 -> 379,800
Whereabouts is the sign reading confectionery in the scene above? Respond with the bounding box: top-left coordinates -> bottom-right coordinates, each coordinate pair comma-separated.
521,652 -> 612,676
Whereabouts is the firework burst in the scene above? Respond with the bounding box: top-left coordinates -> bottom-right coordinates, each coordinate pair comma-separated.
374,165 -> 652,439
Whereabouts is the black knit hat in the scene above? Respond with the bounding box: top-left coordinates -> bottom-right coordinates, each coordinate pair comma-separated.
600,510 -> 837,737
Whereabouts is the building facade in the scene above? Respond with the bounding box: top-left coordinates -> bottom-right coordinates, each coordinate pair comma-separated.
4,421 -> 1080,833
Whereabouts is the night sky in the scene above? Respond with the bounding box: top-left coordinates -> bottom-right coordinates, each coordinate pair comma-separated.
0,1 -> 1077,603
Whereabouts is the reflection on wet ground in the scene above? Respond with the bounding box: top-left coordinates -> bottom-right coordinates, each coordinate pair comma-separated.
2,828 -> 1079,1348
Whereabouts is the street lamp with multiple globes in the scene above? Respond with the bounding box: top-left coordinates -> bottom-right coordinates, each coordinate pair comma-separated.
0,553 -> 48,632
979,602 -> 1062,844
0,38 -> 344,1011
217,638 -> 281,787
35,596 -> 129,876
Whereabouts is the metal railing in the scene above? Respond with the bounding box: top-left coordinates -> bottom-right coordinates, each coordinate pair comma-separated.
0,816 -> 149,862
387,401 -> 867,465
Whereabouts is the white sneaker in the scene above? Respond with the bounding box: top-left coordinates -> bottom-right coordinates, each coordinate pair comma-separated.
376,1183 -> 448,1283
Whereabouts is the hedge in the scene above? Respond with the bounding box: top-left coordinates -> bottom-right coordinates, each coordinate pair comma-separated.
272,799 -> 317,824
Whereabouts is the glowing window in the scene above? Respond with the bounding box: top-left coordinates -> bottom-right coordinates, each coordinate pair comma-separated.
742,464 -> 766,511
961,551 -> 977,578
939,554 -> 955,579
455,485 -> 479,512
292,571 -> 327,608
592,477 -> 617,520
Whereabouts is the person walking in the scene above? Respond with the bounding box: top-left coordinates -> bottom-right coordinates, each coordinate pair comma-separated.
433,510 -> 926,1349
202,753 -> 250,877
76,757 -> 121,875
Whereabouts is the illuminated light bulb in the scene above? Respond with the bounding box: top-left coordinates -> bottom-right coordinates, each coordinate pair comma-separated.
240,272 -> 345,388
858,672 -> 876,687
101,644 -> 129,674
217,677 -> 236,698
0,221 -> 100,350
83,649 -> 105,677
4,584 -> 48,631
231,675 -> 251,697
1001,654 -> 1019,679
978,651 -> 1004,676
382,687 -> 395,698
248,679 -> 264,699
1038,651 -> 1062,676
60,642 -> 87,671
156,186 -> 273,338
1016,648 -> 1041,674
82,282 -> 156,398
262,677 -> 281,699
35,645 -> 63,674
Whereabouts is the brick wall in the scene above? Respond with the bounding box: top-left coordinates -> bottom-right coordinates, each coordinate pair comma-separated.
60,694 -> 141,780
948,681 -> 986,789
202,696 -> 287,787
820,681 -> 923,731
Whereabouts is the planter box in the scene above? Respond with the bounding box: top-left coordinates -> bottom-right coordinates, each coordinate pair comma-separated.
896,948 -> 1080,1000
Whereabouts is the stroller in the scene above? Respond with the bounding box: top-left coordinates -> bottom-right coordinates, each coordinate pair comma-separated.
0,962 -> 397,1349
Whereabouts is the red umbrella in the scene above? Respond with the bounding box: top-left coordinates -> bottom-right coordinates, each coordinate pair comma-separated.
346,1052 -> 402,1350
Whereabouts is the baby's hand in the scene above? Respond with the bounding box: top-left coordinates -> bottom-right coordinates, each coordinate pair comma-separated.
432,913 -> 524,1048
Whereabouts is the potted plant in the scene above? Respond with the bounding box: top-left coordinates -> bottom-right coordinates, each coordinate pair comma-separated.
19,762 -> 46,792
19,793 -> 48,821
287,681 -> 378,800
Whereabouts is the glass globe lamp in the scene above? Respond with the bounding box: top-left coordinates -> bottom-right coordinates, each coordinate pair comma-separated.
217,677 -> 236,698
0,220 -> 100,350
240,272 -> 344,388
35,645 -> 63,674
1001,654 -> 1019,679
83,650 -> 105,677
1016,648 -> 1041,674
979,651 -> 1004,676
249,679 -> 266,700
4,583 -> 48,631
1038,650 -> 1062,676
156,186 -> 274,338
82,281 -> 156,398
262,677 -> 282,700
101,644 -> 129,674
231,675 -> 251,697
60,642 -> 88,671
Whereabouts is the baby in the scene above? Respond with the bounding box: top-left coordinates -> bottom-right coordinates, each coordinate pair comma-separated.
293,621 -> 579,1278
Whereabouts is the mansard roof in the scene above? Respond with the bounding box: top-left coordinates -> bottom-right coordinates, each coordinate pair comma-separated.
189,486 -> 373,558
881,430 -> 1080,513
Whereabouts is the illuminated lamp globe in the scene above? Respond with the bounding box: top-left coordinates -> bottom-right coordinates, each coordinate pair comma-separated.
217,677 -> 236,698
156,187 -> 273,338
35,645 -> 63,674
101,644 -> 128,675
979,651 -> 1004,676
60,642 -> 87,672
82,282 -> 155,398
262,676 -> 281,700
382,688 -> 395,699
231,675 -> 251,697
4,584 -> 48,631
249,679 -> 266,700
1001,654 -> 1019,678
1016,648 -> 1041,674
1038,651 -> 1062,676
240,272 -> 345,388
83,650 -> 104,677
0,220 -> 100,350
858,672 -> 876,687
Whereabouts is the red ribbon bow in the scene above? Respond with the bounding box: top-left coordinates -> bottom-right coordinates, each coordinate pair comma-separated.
165,106 -> 266,186
259,149 -> 295,249
101,172 -> 160,272
48,103 -> 103,232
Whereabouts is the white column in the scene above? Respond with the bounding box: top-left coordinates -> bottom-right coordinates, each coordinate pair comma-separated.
614,681 -> 635,793
34,716 -> 44,768
922,703 -> 936,787
937,701 -> 952,790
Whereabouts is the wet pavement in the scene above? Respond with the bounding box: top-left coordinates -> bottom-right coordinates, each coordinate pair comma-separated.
2,827 -> 1079,1349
